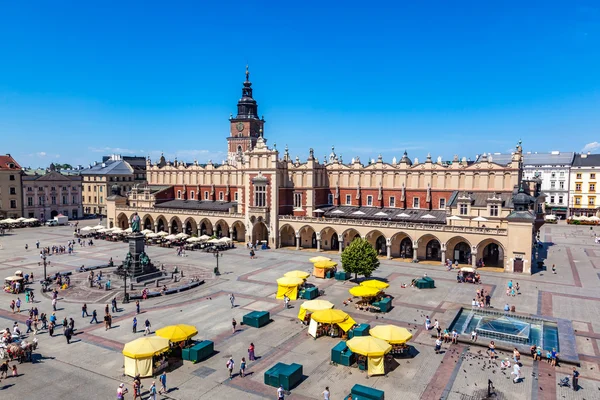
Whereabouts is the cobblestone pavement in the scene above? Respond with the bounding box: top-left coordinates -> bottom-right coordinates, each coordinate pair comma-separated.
0,221 -> 600,399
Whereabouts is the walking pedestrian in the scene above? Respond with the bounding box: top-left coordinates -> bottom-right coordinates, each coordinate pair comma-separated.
117,383 -> 128,400
9,300 -> 15,313
112,297 -> 118,313
552,264 -> 556,274
25,318 -> 32,333
136,300 -> 140,314
104,313 -> 111,330
64,327 -> 73,344
323,386 -> 330,400
144,319 -> 151,335
82,303 -> 89,317
277,385 -> 285,400
229,293 -> 235,308
425,316 -> 431,330
240,357 -> 246,377
48,321 -> 55,337
284,295 -> 289,309
90,309 -> 98,324
226,357 -> 234,379
15,298 -> 21,313
232,318 -> 237,333
158,371 -> 167,394
52,297 -> 57,311
248,342 -> 256,361
148,381 -> 157,400
572,367 -> 579,391
133,317 -> 137,333
25,291 -> 30,303
105,304 -> 109,315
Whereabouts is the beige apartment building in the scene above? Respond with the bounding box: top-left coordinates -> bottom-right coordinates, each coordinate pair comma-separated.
0,154 -> 23,218
81,155 -> 146,216
569,153 -> 600,217
105,70 -> 546,274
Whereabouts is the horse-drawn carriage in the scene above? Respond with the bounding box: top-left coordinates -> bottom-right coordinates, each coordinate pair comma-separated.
0,338 -> 38,363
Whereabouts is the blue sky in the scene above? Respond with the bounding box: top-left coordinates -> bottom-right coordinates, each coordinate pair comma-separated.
1,1 -> 599,168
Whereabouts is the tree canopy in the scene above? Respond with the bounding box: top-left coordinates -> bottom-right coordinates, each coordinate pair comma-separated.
341,238 -> 380,279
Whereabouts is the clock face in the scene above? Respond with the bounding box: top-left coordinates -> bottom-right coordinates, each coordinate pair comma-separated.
236,122 -> 244,132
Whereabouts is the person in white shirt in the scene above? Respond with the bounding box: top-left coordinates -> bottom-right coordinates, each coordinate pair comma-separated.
277,385 -> 285,399
511,362 -> 521,383
323,386 -> 330,400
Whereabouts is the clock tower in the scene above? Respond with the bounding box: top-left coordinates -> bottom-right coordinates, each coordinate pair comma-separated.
227,66 -> 265,165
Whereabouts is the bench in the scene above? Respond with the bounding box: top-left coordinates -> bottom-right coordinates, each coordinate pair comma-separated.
350,384 -> 385,400
243,311 -> 271,328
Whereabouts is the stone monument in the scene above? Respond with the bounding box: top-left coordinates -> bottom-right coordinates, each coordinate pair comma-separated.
121,212 -> 156,277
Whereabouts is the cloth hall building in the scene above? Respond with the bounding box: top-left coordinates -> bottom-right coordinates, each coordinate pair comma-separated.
106,69 -> 545,274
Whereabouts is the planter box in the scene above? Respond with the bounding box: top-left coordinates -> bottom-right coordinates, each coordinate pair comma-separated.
351,384 -> 385,400
243,311 -> 271,328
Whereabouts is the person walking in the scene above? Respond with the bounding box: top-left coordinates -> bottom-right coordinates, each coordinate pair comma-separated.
277,385 -> 285,400
148,381 -> 157,400
25,317 -> 33,334
231,318 -> 237,334
9,300 -> 15,313
158,371 -> 167,394
323,386 -> 330,400
572,367 -> 580,391
90,309 -> 98,324
239,357 -> 246,377
117,383 -> 128,400
144,319 -> 151,335
112,298 -> 118,313
226,357 -> 235,379
104,313 -> 111,330
248,342 -> 256,361
25,291 -> 30,303
135,300 -> 140,314
552,264 -> 556,274
52,297 -> 57,311
284,295 -> 289,309
15,298 -> 21,313
64,326 -> 73,344
105,304 -> 109,315
82,303 -> 89,317
133,317 -> 137,333
229,293 -> 235,308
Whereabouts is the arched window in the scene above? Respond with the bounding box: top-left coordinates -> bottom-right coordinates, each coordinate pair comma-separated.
190,191 -> 195,200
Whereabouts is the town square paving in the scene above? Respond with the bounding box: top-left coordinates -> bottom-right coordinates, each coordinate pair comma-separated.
1,221 -> 600,399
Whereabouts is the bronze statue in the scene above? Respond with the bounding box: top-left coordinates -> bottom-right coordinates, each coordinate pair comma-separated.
131,212 -> 141,233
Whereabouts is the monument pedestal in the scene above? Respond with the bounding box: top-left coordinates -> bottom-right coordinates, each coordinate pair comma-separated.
128,233 -> 146,276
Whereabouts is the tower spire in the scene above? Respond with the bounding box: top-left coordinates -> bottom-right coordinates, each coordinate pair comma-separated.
245,64 -> 250,82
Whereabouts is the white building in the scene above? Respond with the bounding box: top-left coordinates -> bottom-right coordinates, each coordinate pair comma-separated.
521,151 -> 574,219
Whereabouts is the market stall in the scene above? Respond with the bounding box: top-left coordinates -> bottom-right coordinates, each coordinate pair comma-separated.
360,280 -> 390,290
156,324 -> 199,359
309,256 -> 332,263
312,260 -> 337,278
308,309 -> 356,339
276,277 -> 304,300
370,325 -> 413,356
4,276 -> 24,294
349,286 -> 388,312
122,336 -> 170,377
297,299 -> 334,324
346,336 -> 392,376
284,270 -> 310,280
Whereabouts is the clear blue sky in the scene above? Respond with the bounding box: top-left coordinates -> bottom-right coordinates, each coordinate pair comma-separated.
1,1 -> 599,168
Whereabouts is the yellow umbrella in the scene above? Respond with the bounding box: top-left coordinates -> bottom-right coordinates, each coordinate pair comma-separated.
284,270 -> 310,279
349,286 -> 381,297
311,309 -> 356,332
309,255 -> 332,263
313,260 -> 338,269
155,324 -> 198,342
122,337 -> 170,359
298,299 -> 334,320
346,336 -> 392,357
276,277 -> 304,286
360,280 -> 390,290
370,325 -> 413,344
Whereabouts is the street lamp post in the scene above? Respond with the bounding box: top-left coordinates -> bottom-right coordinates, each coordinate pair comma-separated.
214,250 -> 222,276
39,254 -> 51,281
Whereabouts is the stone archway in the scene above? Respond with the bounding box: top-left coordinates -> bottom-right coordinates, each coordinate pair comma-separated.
142,215 -> 154,231
252,221 -> 268,245
215,220 -> 229,238
156,215 -> 168,233
169,217 -> 182,234
365,230 -> 386,256
341,228 -> 361,250
117,213 -> 129,230
299,225 -> 316,249
320,227 -> 339,251
389,232 -> 412,258
183,218 -> 197,235
416,234 -> 442,262
477,239 -> 505,268
231,221 -> 246,242
198,218 -> 213,236
279,224 -> 296,248
452,241 -> 471,264
399,237 -> 413,259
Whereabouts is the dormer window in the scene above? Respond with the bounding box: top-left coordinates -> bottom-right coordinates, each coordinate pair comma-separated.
459,203 -> 468,215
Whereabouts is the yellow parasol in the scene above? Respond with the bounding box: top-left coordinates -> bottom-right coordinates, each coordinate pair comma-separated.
346,336 -> 392,357
309,256 -> 332,263
349,286 -> 381,297
155,324 -> 198,342
370,325 -> 413,344
284,270 -> 310,279
276,277 -> 305,286
310,309 -> 356,332
297,299 -> 334,320
122,336 -> 170,359
313,260 -> 338,269
360,280 -> 390,290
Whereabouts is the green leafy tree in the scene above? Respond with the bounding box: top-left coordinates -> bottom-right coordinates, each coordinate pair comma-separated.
341,238 -> 380,280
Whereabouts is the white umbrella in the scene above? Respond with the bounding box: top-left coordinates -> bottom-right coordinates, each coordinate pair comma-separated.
80,226 -> 93,232
472,216 -> 488,222
579,215 -> 590,221
447,215 -> 463,220
141,229 -> 154,235
93,224 -> 105,230
313,209 -> 325,214
219,237 -> 232,244
157,231 -> 169,237
146,232 -> 159,239
24,218 -> 38,223
352,210 -> 366,215
111,228 -> 124,235
589,216 -> 600,221
421,214 -> 436,219
186,237 -> 200,243
198,234 -> 211,241
165,234 -> 178,241
175,232 -> 189,239
16,217 -> 27,222
98,228 -> 111,233
3,218 -> 18,224
396,213 -> 410,218
374,212 -> 388,217
124,227 -> 133,233
207,238 -> 220,244
331,210 -> 345,215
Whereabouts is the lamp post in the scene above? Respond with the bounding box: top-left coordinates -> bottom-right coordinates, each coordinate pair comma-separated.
39,254 -> 51,281
214,250 -> 222,276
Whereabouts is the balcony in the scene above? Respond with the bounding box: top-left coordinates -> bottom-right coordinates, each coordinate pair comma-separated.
278,215 -> 508,236
117,205 -> 243,219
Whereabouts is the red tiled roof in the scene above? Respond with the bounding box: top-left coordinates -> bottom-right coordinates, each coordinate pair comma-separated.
0,155 -> 21,170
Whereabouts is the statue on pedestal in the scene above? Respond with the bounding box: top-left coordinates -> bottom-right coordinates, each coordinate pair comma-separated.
131,212 -> 141,233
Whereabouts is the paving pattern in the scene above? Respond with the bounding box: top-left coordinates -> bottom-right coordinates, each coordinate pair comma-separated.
1,221 -> 600,399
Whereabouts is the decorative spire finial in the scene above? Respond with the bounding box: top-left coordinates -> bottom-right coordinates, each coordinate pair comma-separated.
245,64 -> 250,81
